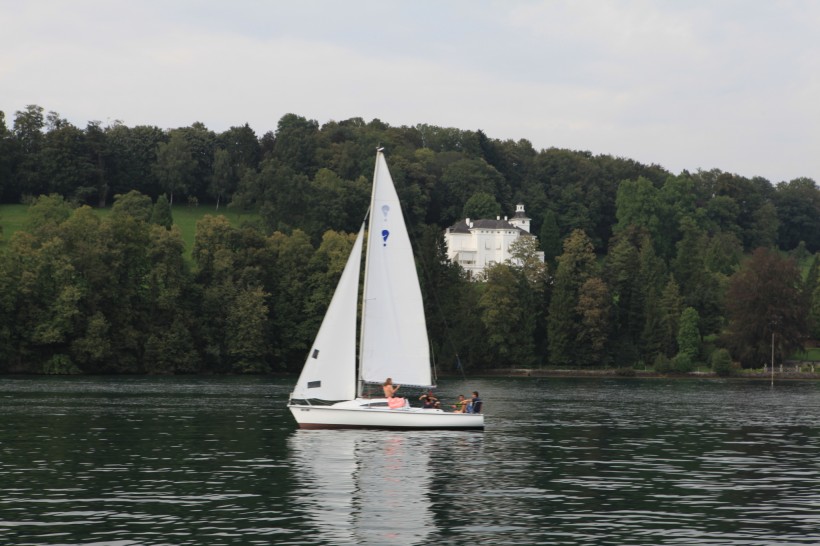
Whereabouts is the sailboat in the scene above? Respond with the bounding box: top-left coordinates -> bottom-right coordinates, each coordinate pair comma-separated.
288,149 -> 484,430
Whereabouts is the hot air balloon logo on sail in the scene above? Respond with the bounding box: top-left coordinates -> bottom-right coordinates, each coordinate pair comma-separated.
381,205 -> 390,246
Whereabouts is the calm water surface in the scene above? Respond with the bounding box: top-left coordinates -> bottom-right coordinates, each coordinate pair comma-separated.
1,376 -> 819,545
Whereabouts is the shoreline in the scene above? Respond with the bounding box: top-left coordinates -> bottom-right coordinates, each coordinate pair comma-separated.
443,367 -> 820,381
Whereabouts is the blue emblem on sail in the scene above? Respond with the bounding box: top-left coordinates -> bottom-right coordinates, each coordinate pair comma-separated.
381,229 -> 389,246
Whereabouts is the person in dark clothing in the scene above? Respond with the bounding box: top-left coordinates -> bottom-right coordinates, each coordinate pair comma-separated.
468,391 -> 482,413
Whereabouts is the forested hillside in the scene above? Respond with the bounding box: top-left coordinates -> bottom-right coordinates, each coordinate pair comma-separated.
1,104 -> 818,374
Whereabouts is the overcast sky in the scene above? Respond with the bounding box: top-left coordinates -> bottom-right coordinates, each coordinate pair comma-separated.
2,0 -> 818,183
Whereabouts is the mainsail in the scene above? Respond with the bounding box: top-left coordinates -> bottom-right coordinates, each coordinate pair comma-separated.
359,151 -> 433,389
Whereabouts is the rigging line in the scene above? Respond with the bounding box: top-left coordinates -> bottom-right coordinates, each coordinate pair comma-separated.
455,354 -> 467,381
401,203 -> 467,382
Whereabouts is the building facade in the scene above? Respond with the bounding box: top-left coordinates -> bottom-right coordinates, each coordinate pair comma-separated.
444,204 -> 544,277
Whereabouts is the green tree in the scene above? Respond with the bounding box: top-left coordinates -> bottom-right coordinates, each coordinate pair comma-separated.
271,113 -> 319,175
255,159 -> 311,234
774,177 -> 820,251
575,277 -> 611,367
479,263 -> 535,366
112,190 -> 152,222
39,115 -> 96,200
711,348 -> 734,376
637,235 -> 668,362
268,229 -> 316,370
84,121 -> 110,207
704,232 -> 743,276
144,316 -> 199,374
435,158 -> 509,225
539,209 -> 562,268
209,147 -> 234,210
304,168 -> 369,242
23,194 -> 73,237
229,166 -> 262,215
416,224 -> 488,370
548,229 -> 598,366
142,224 -> 198,373
106,123 -> 165,198
217,123 -> 260,171
0,110 -> 16,199
151,194 -> 173,229
173,123 -> 216,200
809,284 -> 820,340
462,192 -> 501,220
508,235 -> 548,287
614,176 -> 662,240
606,231 -> 643,364
13,104 -> 46,197
74,210 -> 151,372
153,132 -> 196,205
703,195 -> 740,238
227,285 -> 270,373
747,201 -> 779,249
676,307 -> 700,361
657,276 -> 683,358
672,216 -> 724,334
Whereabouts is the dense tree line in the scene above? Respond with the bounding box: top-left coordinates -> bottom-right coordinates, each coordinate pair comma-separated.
0,104 -> 818,374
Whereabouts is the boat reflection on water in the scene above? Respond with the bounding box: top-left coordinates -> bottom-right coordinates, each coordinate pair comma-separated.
288,429 -> 434,544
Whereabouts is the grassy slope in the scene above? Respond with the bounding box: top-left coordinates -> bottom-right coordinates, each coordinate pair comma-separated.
0,203 -> 257,260
0,204 -> 27,243
170,205 -> 258,258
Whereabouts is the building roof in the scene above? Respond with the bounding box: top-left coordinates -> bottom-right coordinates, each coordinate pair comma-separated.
447,218 -> 531,234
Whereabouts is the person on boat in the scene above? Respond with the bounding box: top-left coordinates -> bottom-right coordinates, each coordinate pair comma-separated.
419,390 -> 440,409
383,378 -> 406,409
451,394 -> 468,413
467,391 -> 482,414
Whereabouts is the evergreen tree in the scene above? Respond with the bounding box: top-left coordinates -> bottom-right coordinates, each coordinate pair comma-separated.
606,232 -> 643,364
658,276 -> 683,358
548,229 -> 597,366
151,194 -> 173,229
575,277 -> 611,367
677,307 -> 700,361
539,209 -> 562,268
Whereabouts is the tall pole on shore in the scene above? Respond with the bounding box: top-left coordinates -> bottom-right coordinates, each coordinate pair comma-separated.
771,331 -> 775,386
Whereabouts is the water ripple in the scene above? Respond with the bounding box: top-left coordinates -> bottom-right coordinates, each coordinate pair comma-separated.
2,377 -> 820,544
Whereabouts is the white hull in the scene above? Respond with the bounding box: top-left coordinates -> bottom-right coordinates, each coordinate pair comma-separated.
288,398 -> 484,430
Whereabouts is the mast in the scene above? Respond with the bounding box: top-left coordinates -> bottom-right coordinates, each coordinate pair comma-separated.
357,148 -> 383,398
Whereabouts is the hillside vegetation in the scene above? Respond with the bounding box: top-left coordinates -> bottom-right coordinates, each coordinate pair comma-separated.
0,105 -> 818,375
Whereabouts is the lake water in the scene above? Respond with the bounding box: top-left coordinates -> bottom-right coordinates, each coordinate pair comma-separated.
1,376 -> 819,545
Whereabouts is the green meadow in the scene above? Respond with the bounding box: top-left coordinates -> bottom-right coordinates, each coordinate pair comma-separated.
0,203 -> 258,260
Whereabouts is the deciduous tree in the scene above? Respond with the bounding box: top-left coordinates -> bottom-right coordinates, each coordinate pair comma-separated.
724,247 -> 808,367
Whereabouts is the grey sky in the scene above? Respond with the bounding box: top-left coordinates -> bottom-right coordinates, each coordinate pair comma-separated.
2,0 -> 818,183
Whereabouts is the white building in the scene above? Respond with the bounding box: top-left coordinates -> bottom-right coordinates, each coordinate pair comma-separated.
445,204 -> 544,277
